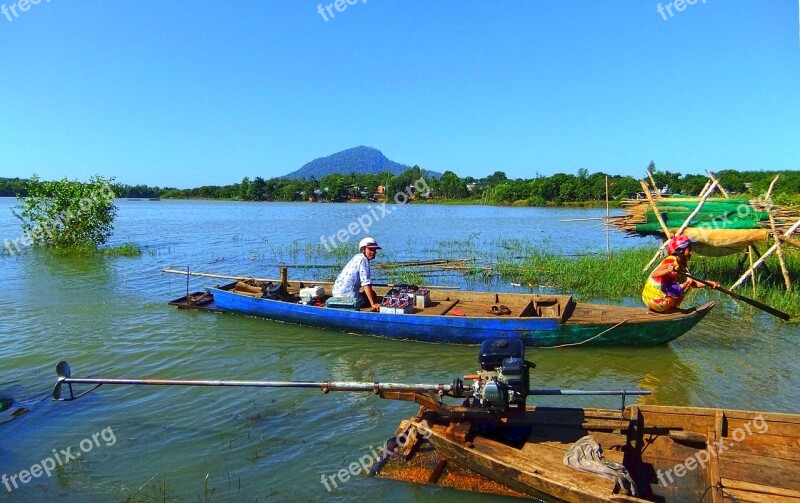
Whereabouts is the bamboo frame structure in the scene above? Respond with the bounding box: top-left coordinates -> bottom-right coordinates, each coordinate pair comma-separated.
646,170 -> 661,197
628,172 -> 795,295
640,180 -> 672,238
779,235 -> 800,248
732,217 -> 800,289
643,180 -> 719,271
698,180 -> 712,199
764,175 -> 792,290
706,170 -> 730,198
748,246 -> 757,295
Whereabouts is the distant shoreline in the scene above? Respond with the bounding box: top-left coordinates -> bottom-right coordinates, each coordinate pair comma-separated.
119,197 -> 621,209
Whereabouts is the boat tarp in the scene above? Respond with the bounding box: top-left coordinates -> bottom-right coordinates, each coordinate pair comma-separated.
665,228 -> 770,256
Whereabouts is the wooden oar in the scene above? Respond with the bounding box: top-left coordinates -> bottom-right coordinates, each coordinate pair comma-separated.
684,272 -> 791,321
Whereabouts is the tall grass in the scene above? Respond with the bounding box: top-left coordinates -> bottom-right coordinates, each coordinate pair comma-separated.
497,245 -> 800,319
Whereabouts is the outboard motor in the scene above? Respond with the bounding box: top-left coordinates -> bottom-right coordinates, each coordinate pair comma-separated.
473,338 -> 535,411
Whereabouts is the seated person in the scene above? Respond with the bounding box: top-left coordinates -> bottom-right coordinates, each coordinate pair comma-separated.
332,237 -> 382,311
642,235 -> 718,312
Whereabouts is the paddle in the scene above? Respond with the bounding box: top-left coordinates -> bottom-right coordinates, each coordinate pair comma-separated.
684,272 -> 791,321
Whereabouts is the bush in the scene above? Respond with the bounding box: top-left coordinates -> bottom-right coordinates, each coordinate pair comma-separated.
15,175 -> 118,249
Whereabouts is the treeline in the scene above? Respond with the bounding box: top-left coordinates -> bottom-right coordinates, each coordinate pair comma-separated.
0,178 -> 28,197
3,165 -> 799,205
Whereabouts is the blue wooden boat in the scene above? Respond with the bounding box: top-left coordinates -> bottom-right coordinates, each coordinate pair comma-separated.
170,280 -> 715,347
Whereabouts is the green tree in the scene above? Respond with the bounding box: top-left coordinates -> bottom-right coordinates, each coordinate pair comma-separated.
608,176 -> 640,199
482,171 -> 508,186
252,177 -> 267,201
239,177 -> 253,200
437,171 -> 468,198
15,175 -> 118,249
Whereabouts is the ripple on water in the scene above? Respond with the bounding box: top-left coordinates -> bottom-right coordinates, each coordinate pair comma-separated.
1,199 -> 798,502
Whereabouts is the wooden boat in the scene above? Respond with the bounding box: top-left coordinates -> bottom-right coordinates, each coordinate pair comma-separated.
169,279 -> 715,347
376,401 -> 800,502
51,347 -> 800,502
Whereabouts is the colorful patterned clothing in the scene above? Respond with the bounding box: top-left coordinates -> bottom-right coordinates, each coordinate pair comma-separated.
642,256 -> 691,312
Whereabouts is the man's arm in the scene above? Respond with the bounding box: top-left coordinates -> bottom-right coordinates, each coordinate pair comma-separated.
359,257 -> 380,311
363,284 -> 380,311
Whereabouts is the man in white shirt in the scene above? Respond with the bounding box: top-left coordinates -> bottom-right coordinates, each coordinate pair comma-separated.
331,237 -> 382,310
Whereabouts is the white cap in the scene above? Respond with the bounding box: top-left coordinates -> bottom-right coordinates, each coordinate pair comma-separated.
359,237 -> 382,249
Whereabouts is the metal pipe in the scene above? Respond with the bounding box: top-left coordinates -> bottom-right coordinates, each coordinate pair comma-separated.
57,377 -> 456,393
529,389 -> 650,396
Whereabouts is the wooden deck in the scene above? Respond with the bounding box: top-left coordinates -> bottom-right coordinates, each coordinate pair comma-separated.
380,405 -> 800,503
377,404 -> 800,502
172,280 -> 702,326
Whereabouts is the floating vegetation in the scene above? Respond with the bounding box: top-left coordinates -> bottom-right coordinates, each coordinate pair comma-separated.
123,474 -> 173,503
103,242 -> 143,257
39,241 -> 144,257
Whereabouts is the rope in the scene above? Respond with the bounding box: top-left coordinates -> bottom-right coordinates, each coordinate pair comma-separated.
540,320 -> 627,349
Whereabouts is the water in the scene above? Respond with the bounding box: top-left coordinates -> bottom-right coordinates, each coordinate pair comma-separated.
1,198 -> 797,502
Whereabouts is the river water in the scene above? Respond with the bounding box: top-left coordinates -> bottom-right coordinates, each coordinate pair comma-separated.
1,198 -> 797,502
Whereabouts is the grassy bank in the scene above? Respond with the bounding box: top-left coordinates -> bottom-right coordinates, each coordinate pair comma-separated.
496,245 -> 800,320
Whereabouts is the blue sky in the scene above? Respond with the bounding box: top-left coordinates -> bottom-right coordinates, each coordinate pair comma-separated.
0,1 -> 798,187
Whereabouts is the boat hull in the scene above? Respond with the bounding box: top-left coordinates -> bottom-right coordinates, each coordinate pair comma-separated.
206,286 -> 714,347
377,404 -> 800,502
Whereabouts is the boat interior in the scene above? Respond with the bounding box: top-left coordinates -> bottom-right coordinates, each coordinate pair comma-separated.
212,280 -> 704,324
225,280 -> 576,320
377,404 -> 800,502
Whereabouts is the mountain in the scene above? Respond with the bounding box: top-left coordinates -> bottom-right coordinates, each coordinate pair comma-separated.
284,146 -> 434,179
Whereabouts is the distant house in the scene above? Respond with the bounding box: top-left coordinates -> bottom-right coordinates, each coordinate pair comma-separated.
466,183 -> 482,194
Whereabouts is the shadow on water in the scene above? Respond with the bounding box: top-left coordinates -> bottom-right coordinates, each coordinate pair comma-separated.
526,345 -> 699,407
0,395 -> 33,425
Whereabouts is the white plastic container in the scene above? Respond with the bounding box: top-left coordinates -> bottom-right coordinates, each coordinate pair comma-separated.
299,286 -> 325,304
415,289 -> 431,309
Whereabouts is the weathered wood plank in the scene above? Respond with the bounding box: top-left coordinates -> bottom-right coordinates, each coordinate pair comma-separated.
707,410 -> 725,503
723,488 -> 800,503
425,422 -> 620,502
722,478 -> 800,499
718,453 -> 800,492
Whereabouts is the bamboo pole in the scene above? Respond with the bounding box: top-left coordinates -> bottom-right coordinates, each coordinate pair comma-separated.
646,170 -> 660,197
731,217 -> 800,289
161,268 -> 462,290
558,217 -> 619,222
640,180 -> 672,238
706,170 -> 730,198
748,246 -> 757,296
643,180 -> 718,271
606,175 -> 610,259
280,266 -> 288,293
764,175 -> 791,290
778,235 -> 800,248
698,180 -> 712,198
